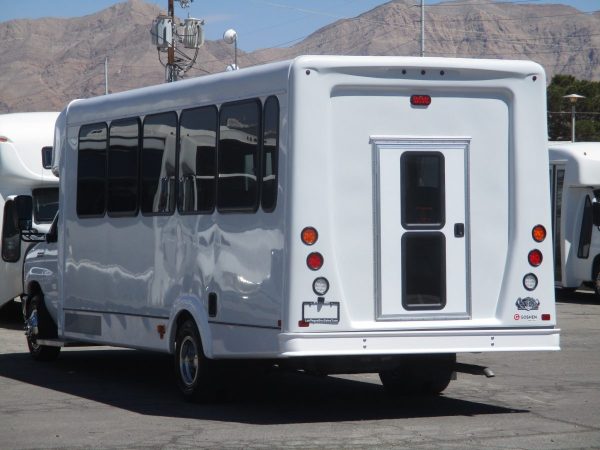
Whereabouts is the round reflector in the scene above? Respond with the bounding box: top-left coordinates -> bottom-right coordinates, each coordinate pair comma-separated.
528,249 -> 543,267
532,225 -> 546,243
307,252 -> 324,271
523,273 -> 538,291
301,227 -> 318,245
313,277 -> 330,295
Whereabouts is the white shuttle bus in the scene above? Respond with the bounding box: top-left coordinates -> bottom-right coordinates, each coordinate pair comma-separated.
549,142 -> 600,296
19,56 -> 559,400
0,112 -> 59,308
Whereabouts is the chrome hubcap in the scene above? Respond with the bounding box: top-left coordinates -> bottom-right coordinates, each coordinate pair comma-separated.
179,336 -> 199,387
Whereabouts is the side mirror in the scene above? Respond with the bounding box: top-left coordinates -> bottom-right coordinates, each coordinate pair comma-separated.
14,195 -> 33,231
593,202 -> 600,227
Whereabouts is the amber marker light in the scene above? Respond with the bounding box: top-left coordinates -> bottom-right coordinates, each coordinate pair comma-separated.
301,227 -> 318,245
532,225 -> 547,243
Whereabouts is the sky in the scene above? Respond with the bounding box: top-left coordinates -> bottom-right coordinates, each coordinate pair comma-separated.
0,0 -> 597,51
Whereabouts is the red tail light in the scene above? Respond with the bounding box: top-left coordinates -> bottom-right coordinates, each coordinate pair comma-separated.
307,252 -> 324,271
528,249 -> 543,267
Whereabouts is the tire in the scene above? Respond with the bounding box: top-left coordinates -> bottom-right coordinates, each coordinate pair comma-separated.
25,294 -> 61,361
174,319 -> 217,402
594,271 -> 600,298
379,354 -> 456,396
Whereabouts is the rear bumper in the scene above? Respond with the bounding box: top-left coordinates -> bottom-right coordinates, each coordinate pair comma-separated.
279,327 -> 560,357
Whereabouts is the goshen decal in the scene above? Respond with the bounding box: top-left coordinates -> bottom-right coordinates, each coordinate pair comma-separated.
516,297 -> 540,311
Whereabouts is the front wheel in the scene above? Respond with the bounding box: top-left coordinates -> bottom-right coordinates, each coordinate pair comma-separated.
174,319 -> 217,402
25,294 -> 60,361
379,353 -> 456,396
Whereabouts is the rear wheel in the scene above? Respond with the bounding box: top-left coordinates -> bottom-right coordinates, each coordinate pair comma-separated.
25,294 -> 60,361
594,271 -> 600,298
379,353 -> 456,396
174,319 -> 217,402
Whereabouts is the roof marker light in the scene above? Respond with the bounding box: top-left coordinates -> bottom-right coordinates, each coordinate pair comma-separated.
410,95 -> 431,106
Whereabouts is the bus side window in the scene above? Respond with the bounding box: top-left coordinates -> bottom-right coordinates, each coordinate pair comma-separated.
218,99 -> 261,212
141,112 -> 177,215
108,118 -> 140,217
32,187 -> 59,224
262,96 -> 279,212
578,195 -> 593,259
77,123 -> 107,217
179,105 -> 217,214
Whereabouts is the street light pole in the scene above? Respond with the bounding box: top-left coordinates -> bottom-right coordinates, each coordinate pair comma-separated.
223,29 -> 239,71
563,93 -> 585,142
420,0 -> 425,57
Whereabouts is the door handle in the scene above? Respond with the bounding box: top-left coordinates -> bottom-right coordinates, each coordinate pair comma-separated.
454,223 -> 465,238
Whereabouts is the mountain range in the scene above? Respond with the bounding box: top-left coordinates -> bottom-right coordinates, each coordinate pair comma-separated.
1,0 -> 598,113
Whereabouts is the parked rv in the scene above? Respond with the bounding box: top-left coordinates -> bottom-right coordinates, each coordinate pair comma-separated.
0,112 -> 59,308
18,56 -> 558,400
549,142 -> 600,296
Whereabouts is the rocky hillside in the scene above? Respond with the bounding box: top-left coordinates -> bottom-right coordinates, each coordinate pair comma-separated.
0,0 -> 598,112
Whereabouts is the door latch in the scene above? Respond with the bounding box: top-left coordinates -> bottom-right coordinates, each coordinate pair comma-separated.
454,223 -> 465,238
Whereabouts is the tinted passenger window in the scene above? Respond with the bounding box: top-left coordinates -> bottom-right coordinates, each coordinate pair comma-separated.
141,112 -> 177,215
402,232 -> 446,310
218,100 -> 260,212
32,188 -> 59,223
108,118 -> 139,216
578,195 -> 593,259
262,96 -> 279,212
401,152 -> 445,229
179,106 -> 217,214
77,123 -> 107,217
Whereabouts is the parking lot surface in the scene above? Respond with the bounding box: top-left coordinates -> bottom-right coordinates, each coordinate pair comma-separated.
0,291 -> 599,449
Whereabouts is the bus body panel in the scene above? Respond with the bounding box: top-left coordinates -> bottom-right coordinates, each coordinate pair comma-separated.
549,142 -> 600,289
25,56 -> 558,359
1,112 -> 59,306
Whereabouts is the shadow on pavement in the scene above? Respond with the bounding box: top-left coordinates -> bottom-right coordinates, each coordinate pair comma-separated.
555,288 -> 600,306
0,300 -> 23,331
0,348 -> 525,424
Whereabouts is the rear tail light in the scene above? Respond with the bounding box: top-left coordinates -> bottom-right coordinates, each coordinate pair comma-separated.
542,314 -> 551,321
528,249 -> 543,267
307,252 -> 324,271
532,225 -> 546,242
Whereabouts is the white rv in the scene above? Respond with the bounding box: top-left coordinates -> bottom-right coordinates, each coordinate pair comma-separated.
548,142 -> 600,295
19,56 -> 559,400
0,112 -> 59,308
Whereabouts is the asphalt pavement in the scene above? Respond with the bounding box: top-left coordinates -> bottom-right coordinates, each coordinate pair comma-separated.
0,291 -> 599,449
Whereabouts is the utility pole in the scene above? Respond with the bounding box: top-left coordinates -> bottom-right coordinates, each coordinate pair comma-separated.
104,57 -> 109,95
167,0 -> 176,82
151,0 -> 203,83
420,0 -> 425,57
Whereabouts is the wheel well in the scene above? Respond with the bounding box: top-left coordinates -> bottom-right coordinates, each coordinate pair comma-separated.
171,310 -> 195,353
26,282 -> 43,298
